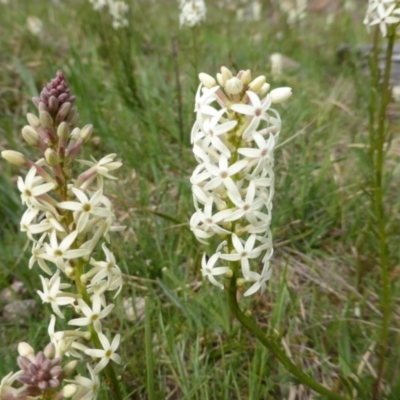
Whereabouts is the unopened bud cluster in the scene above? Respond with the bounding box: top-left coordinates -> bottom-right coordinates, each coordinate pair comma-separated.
190,67 -> 291,296
1,71 -> 123,399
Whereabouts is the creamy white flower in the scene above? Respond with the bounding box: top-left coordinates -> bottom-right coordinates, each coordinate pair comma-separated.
58,188 -> 113,233
26,16 -> 43,36
70,365 -> 100,400
193,109 -> 237,157
201,253 -> 231,289
41,230 -> 90,269
243,260 -> 272,296
179,0 -> 206,27
219,234 -> 268,279
0,371 -> 22,398
190,203 -> 233,242
29,234 -> 53,274
86,243 -> 122,286
68,294 -> 114,332
37,270 -> 75,319
85,333 -> 121,373
17,166 -> 55,207
364,0 -> 400,36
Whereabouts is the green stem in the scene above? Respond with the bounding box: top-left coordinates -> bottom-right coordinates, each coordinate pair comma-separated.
372,28 -> 396,399
145,297 -> 156,400
191,25 -> 199,86
228,275 -> 348,400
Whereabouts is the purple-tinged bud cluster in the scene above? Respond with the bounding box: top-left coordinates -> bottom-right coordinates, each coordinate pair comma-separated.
17,351 -> 63,393
32,70 -> 76,116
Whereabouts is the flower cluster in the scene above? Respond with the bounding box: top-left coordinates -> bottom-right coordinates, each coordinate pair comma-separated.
364,0 -> 400,37
2,71 -> 123,399
190,67 -> 291,296
179,0 -> 207,27
279,0 -> 307,25
88,0 -> 129,29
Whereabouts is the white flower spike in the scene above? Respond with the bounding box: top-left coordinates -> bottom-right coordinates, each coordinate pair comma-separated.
190,67 -> 291,295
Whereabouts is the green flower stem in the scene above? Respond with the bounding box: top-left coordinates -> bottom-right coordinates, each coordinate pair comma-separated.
191,25 -> 199,86
227,274 -> 348,400
371,28 -> 396,399
145,297 -> 156,400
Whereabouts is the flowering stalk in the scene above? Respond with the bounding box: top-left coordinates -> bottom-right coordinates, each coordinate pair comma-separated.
179,0 -> 206,84
2,71 -> 124,400
88,0 -> 129,29
189,67 -> 348,399
364,2 -> 400,397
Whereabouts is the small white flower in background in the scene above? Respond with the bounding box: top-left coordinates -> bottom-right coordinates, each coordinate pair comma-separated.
236,0 -> 262,22
364,0 -> 400,36
88,0 -> 129,29
26,16 -> 43,36
279,0 -> 307,25
190,67 -> 291,295
179,0 -> 207,27
89,0 -> 108,10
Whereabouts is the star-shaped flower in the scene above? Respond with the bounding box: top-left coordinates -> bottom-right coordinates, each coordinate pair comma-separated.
69,294 -> 114,332
37,270 -> 75,319
243,260 -> 272,297
85,333 -> 121,374
17,167 -> 55,207
201,252 -> 231,290
58,188 -> 113,233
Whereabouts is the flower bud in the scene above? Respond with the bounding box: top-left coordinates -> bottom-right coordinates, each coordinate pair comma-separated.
269,87 -> 292,103
221,66 -> 233,83
216,72 -> 225,87
67,107 -> 79,126
225,77 -> 243,95
22,125 -> 40,146
38,102 -> 48,113
80,124 -> 93,143
199,73 -> 217,88
70,127 -> 81,141
48,95 -> 59,115
18,342 -> 35,358
44,342 -> 56,359
39,110 -> 54,130
1,150 -> 27,166
236,278 -> 245,287
57,121 -> 70,141
45,148 -> 60,166
63,360 -> 78,377
225,269 -> 233,278
248,75 -> 266,92
26,113 -> 40,128
62,384 -> 77,398
65,266 -> 75,278
55,102 -> 72,125
240,69 -> 252,85
259,83 -> 271,96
